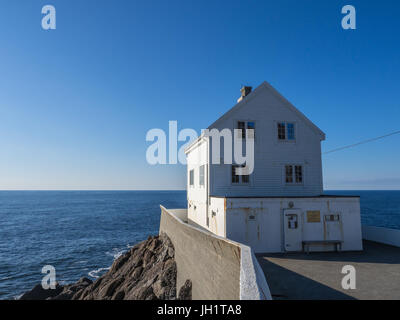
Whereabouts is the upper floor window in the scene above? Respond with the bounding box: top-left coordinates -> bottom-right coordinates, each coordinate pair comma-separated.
285,165 -> 293,183
285,165 -> 303,184
277,122 -> 295,141
294,165 -> 303,183
189,169 -> 194,187
278,123 -> 286,140
232,165 -> 250,184
287,123 -> 295,140
237,121 -> 255,139
199,165 -> 205,187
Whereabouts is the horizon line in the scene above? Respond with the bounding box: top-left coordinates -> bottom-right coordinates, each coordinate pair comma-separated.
0,189 -> 399,192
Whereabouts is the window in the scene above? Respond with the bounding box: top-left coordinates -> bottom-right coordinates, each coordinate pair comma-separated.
285,165 -> 293,183
232,165 -> 249,184
247,121 -> 255,139
287,123 -> 295,140
199,165 -> 205,187
231,165 -> 239,183
277,122 -> 295,141
189,169 -> 194,186
242,173 -> 250,183
325,214 -> 340,222
285,165 -> 303,184
278,123 -> 286,140
287,214 -> 298,229
295,165 -> 303,183
237,121 -> 245,139
237,121 -> 255,139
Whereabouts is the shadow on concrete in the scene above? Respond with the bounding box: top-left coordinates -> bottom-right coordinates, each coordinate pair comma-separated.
257,241 -> 400,265
256,258 -> 355,300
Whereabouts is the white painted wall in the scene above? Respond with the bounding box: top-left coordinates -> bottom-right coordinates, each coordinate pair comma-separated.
362,226 -> 400,247
208,196 -> 226,237
210,196 -> 363,253
186,137 -> 209,228
209,83 -> 324,198
186,82 -> 328,236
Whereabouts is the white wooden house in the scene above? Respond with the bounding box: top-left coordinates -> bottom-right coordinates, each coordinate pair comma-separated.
185,81 -> 363,253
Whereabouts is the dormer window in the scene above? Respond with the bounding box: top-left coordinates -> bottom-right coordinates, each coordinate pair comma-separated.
237,121 -> 255,139
277,122 -> 295,141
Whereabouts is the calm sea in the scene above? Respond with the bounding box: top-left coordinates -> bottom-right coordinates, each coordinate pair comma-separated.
0,190 -> 399,299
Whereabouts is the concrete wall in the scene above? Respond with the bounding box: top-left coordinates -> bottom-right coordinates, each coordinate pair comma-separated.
159,206 -> 271,300
362,225 -> 400,247
210,196 -> 363,253
240,245 -> 271,300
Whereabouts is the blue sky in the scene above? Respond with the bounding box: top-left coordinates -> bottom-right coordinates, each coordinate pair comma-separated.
0,0 -> 399,190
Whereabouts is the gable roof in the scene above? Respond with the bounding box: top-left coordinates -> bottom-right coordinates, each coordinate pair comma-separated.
208,81 -> 326,140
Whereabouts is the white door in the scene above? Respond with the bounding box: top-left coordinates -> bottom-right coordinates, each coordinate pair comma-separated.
324,214 -> 343,241
284,209 -> 302,252
246,213 -> 259,248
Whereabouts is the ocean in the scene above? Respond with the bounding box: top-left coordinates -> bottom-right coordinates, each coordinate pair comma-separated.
0,190 -> 399,300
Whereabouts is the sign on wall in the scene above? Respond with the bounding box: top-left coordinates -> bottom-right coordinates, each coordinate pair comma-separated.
307,211 -> 321,223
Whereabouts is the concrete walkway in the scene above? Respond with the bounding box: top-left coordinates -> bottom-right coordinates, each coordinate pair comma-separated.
256,241 -> 400,300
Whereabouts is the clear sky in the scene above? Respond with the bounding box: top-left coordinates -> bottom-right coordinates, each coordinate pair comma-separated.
0,0 -> 399,190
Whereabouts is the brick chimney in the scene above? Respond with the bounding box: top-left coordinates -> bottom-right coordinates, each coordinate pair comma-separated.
237,86 -> 252,103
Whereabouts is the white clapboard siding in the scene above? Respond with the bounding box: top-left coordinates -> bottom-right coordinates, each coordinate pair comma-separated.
208,82 -> 324,197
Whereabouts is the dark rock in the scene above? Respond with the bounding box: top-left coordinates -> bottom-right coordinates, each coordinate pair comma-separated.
41,277 -> 92,300
178,280 -> 192,300
20,233 -> 177,300
20,283 -> 63,300
112,290 -> 125,300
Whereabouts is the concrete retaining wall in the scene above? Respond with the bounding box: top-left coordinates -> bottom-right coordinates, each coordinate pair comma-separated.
362,225 -> 400,247
159,206 -> 271,300
240,245 -> 271,300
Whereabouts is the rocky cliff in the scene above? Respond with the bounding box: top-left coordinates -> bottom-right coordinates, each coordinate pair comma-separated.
20,233 -> 191,300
